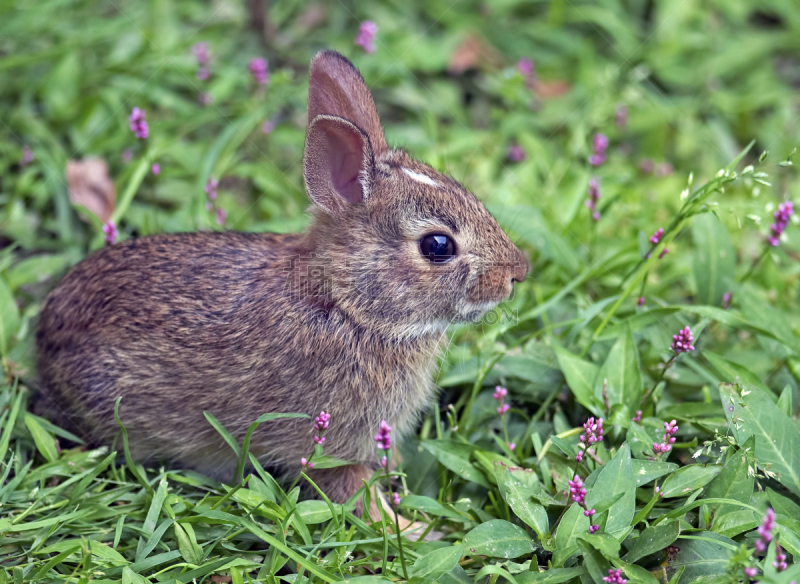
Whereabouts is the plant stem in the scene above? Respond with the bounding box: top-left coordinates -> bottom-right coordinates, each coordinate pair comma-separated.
384,466 -> 408,580
739,246 -> 770,284
640,354 -> 677,409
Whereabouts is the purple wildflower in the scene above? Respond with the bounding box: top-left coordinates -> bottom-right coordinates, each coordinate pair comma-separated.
774,542 -> 788,571
380,455 -> 388,468
248,58 -> 269,86
151,163 -> 160,175
639,159 -> 654,174
205,178 -> 218,200
649,227 -> 664,244
300,457 -> 314,469
507,144 -> 525,162
568,475 -> 599,534
517,58 -> 535,79
262,120 -> 274,134
655,162 -> 673,177
614,104 -> 628,128
374,420 -> 392,451
632,410 -> 642,423
493,386 -> 510,416
392,492 -> 401,506
355,21 -> 378,53
192,42 -> 209,65
670,327 -> 695,354
768,201 -> 794,247
103,221 -> 118,245
196,67 -> 210,81
755,508 -> 775,553
658,247 -> 669,259
589,133 -> 609,166
744,567 -> 758,578
314,411 -> 330,445
603,568 -> 627,584
722,291 -> 732,309
637,297 -> 645,307
129,107 -> 149,139
20,146 -> 34,167
216,208 -> 227,226
507,442 -> 516,451
576,417 -> 603,462
653,419 -> 678,455
585,177 -> 601,221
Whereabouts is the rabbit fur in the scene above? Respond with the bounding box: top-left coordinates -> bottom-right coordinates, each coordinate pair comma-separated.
35,50 -> 528,507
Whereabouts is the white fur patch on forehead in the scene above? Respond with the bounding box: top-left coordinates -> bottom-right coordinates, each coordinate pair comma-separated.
401,167 -> 438,187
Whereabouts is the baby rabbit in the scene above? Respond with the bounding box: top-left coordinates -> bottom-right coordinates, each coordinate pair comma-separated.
36,50 -> 528,510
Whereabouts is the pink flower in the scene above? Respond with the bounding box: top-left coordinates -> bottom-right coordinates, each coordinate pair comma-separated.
380,455 -> 388,468
151,163 -> 160,175
300,457 -> 314,469
653,419 -> 678,455
655,162 -> 673,177
354,21 -> 378,53
603,568 -> 627,584
614,104 -> 628,128
589,133 -> 609,167
639,159 -> 654,173
392,492 -> 401,506
493,386 -> 510,417
215,208 -> 227,226
196,67 -> 210,81
262,120 -> 274,134
248,58 -> 269,85
755,508 -> 775,553
192,42 -> 210,65
768,201 -> 794,247
129,107 -> 149,139
658,247 -> 669,259
20,146 -> 34,167
670,327 -> 695,354
649,227 -> 664,244
516,58 -> 535,79
507,144 -> 525,162
122,149 -> 133,163
507,442 -> 516,451
637,297 -> 645,307
722,291 -> 732,309
632,410 -> 642,422
374,420 -> 392,450
744,567 -> 758,578
103,221 -> 118,245
205,178 -> 218,200
585,177 -> 602,221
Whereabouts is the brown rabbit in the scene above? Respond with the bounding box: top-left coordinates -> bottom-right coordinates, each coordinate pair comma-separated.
36,50 -> 528,513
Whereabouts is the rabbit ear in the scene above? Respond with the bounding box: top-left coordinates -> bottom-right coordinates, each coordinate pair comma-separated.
308,50 -> 388,156
303,115 -> 374,214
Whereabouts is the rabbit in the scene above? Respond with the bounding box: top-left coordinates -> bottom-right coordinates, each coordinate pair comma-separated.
35,50 -> 528,518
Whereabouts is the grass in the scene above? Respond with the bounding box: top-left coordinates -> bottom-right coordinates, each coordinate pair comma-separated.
2,0 -> 800,582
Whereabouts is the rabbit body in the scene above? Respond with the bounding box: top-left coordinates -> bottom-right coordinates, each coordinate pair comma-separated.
36,51 -> 527,504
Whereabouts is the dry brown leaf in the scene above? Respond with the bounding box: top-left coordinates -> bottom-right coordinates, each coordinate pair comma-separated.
534,79 -> 571,100
211,576 -> 232,584
66,157 -> 116,223
448,32 -> 503,74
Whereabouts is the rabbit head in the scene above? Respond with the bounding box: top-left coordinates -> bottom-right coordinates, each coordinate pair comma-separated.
303,51 -> 528,339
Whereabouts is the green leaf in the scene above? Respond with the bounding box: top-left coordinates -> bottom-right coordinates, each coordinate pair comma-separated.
553,344 -> 603,415
135,475 -> 169,562
421,440 -> 490,488
400,495 -> 465,522
576,538 -> 609,583
623,522 -> 680,563
408,545 -> 464,581
704,437 -> 754,529
692,213 -> 734,306
515,567 -> 586,583
462,520 -> 535,559
594,325 -> 642,416
552,500 -> 586,567
0,277 -> 20,355
631,459 -> 679,487
174,522 -> 202,565
495,466 -> 549,540
668,532 -> 736,582
577,532 -> 621,560
23,413 -> 58,462
295,500 -> 332,525
587,443 -> 636,533
659,464 -> 721,498
719,384 -> 800,496
436,565 -> 472,584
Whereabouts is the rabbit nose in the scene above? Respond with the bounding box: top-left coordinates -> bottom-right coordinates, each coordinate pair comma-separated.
510,249 -> 529,283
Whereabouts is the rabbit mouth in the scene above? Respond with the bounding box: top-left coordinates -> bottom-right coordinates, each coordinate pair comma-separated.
458,300 -> 500,322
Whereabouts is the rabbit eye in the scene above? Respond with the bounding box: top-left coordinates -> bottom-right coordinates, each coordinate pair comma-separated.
419,234 -> 455,263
